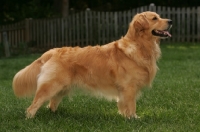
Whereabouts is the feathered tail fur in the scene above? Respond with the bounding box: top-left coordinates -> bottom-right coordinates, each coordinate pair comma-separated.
12,49 -> 56,97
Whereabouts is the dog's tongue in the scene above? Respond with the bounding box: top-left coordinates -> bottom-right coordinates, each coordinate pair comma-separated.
164,31 -> 172,37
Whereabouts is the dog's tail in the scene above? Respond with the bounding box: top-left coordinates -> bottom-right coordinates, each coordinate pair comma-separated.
12,49 -> 56,97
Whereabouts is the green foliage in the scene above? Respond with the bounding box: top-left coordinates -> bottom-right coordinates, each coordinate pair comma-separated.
1,0 -> 200,25
0,43 -> 200,131
1,0 -> 56,25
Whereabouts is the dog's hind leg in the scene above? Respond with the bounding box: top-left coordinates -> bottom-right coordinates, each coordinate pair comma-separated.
47,88 -> 70,112
26,82 -> 67,119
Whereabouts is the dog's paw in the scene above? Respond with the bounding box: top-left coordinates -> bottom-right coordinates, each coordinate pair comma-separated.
133,114 -> 140,119
118,110 -> 140,119
25,107 -> 37,119
25,111 -> 35,119
46,103 -> 57,112
46,104 -> 50,109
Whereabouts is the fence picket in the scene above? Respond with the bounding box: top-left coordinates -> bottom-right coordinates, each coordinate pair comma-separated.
89,11 -> 93,45
102,12 -> 105,44
198,7 -> 200,42
60,18 -> 64,46
166,7 -> 171,43
118,11 -> 122,37
191,7 -> 196,42
114,12 -> 118,40
123,11 -> 127,34
186,8 -> 190,42
12,24 -> 15,47
181,8 -> 185,42
0,6 -> 200,53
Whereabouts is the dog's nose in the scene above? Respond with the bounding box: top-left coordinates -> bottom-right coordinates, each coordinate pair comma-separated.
168,20 -> 172,25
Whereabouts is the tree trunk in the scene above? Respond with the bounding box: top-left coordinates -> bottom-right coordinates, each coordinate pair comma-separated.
62,0 -> 69,17
3,32 -> 10,57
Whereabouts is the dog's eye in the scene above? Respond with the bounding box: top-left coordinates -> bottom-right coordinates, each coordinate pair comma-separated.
152,17 -> 157,20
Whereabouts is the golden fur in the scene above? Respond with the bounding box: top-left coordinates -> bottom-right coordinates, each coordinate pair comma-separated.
13,11 -> 172,119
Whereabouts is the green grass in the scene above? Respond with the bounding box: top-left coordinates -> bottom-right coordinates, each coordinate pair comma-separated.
0,43 -> 200,132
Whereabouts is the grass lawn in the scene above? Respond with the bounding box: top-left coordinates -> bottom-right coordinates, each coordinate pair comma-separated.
0,43 -> 200,132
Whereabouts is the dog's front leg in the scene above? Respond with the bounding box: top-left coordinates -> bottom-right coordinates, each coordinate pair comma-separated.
117,86 -> 140,119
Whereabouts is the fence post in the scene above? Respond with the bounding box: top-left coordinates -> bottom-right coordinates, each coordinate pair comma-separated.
197,7 -> 200,42
149,3 -> 156,12
114,12 -> 118,40
3,32 -> 10,57
25,19 -> 30,45
85,8 -> 90,45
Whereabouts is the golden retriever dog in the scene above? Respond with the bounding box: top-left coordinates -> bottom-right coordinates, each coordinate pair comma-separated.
13,11 -> 172,119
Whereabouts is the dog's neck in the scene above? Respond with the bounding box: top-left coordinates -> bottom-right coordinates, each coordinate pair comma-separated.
118,36 -> 161,62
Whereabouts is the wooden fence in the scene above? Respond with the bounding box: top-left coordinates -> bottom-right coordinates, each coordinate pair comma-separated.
1,5 -> 200,53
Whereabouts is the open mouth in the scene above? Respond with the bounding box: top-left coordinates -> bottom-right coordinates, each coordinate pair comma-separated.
152,29 -> 172,38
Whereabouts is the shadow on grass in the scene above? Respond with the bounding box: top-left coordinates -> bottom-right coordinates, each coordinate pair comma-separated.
32,105 -> 177,125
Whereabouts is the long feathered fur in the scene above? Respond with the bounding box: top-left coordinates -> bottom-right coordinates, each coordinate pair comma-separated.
12,49 -> 56,97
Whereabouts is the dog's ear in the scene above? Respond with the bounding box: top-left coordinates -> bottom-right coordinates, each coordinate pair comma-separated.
134,14 -> 149,33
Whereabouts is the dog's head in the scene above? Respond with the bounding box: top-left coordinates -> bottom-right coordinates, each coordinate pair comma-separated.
127,11 -> 172,39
